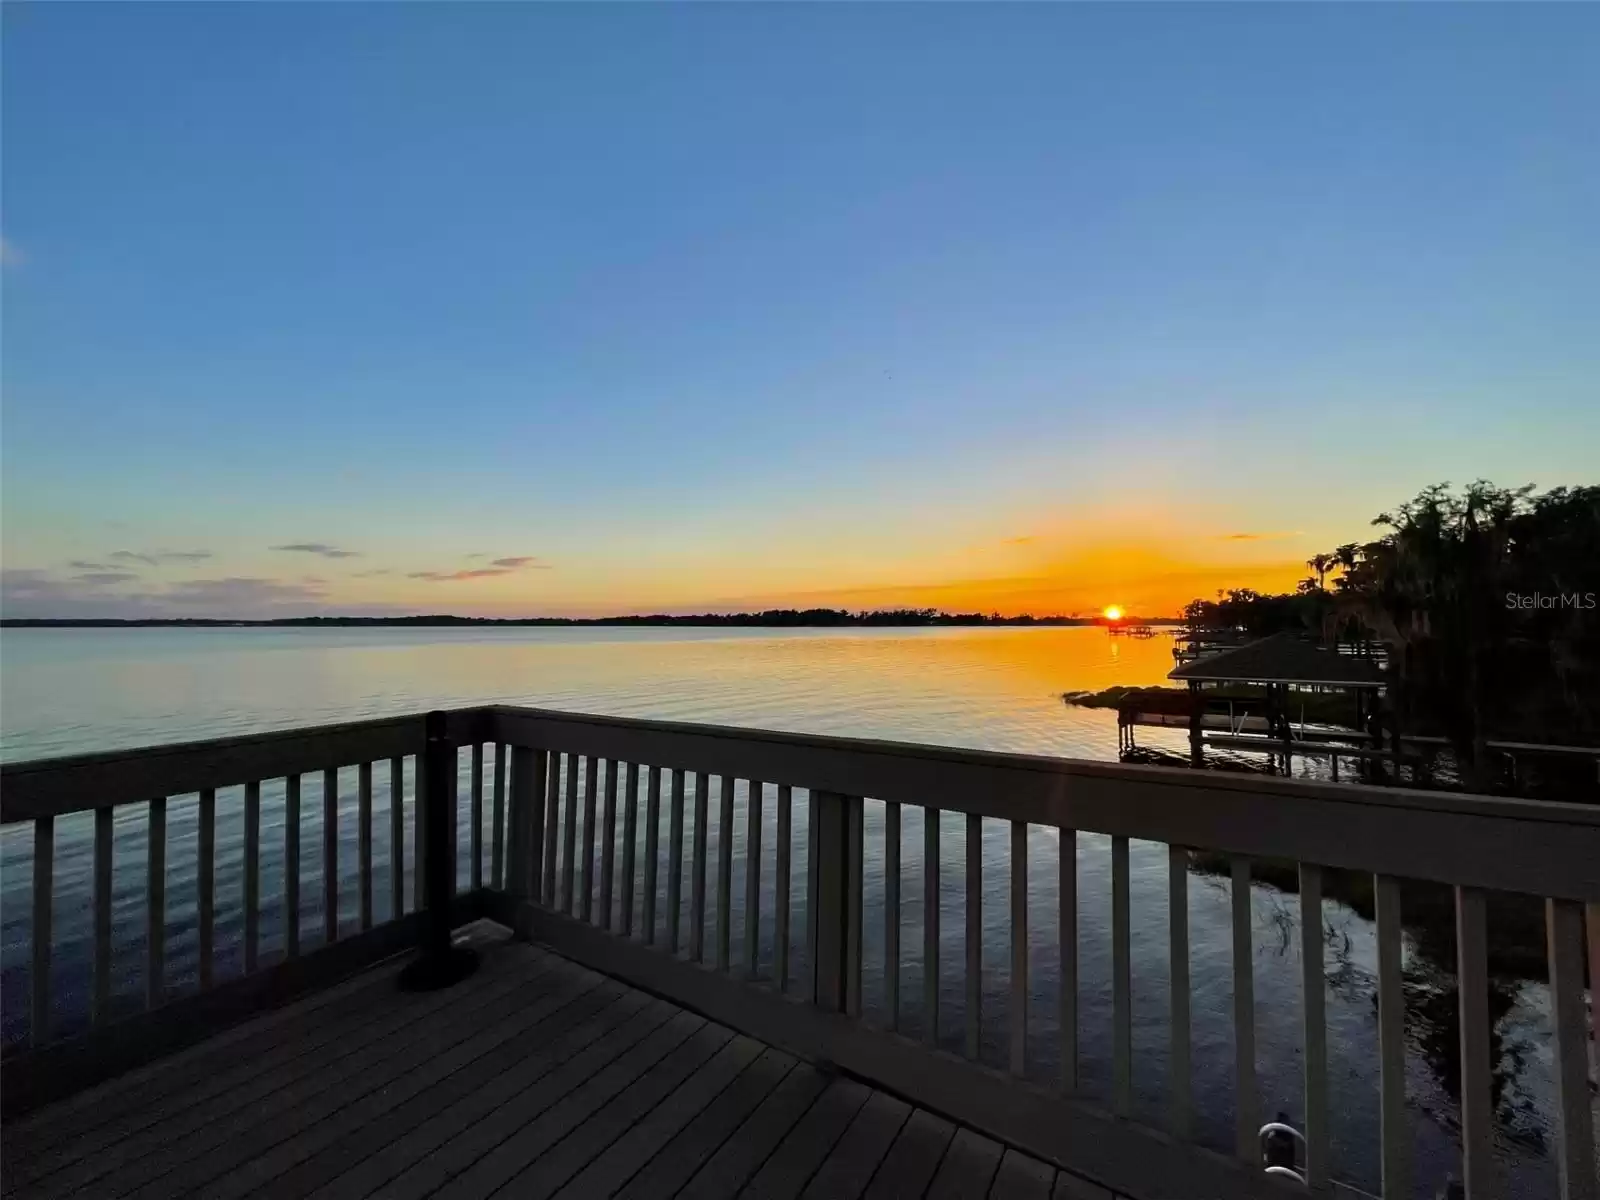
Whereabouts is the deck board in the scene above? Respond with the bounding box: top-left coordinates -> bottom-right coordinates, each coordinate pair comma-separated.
926,1127 -> 1006,1199
3,934 -> 1069,1200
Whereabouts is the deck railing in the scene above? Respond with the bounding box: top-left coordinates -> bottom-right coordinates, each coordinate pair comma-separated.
3,705 -> 1597,1200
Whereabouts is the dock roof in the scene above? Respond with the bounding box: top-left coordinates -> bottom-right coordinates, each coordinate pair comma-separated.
1167,631 -> 1386,688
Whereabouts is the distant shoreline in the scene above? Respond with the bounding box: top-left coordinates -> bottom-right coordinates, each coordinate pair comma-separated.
2,612 -> 1185,629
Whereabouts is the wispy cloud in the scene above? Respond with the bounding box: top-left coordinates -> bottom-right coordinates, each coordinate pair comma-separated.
271,542 -> 361,559
353,568 -> 392,578
109,548 -> 213,566
164,577 -> 328,605
1216,531 -> 1304,541
69,560 -> 110,570
406,555 -> 550,581
0,568 -> 394,620
0,236 -> 21,268
407,568 -> 515,582
1000,536 -> 1036,546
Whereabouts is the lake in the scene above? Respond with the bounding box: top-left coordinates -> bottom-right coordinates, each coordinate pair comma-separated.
0,626 -> 1567,1197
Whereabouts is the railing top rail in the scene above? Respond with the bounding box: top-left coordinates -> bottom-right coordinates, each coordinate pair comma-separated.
0,709 -> 488,823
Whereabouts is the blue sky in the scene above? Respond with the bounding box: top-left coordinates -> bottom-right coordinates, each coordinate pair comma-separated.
3,4 -> 1596,618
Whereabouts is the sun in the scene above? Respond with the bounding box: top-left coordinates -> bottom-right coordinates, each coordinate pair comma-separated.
1102,605 -> 1124,622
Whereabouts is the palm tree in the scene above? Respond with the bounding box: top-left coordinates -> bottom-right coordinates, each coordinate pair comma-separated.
1305,553 -> 1334,590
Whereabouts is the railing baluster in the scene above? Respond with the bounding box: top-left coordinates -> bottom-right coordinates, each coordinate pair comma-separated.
1375,872 -> 1407,1194
245,782 -> 261,971
198,788 -> 215,988
1546,898 -> 1598,1200
561,753 -> 579,914
622,762 -> 639,937
542,752 -> 561,908
358,763 -> 373,931
323,767 -> 338,944
744,781 -> 763,979
847,794 -> 863,1016
1231,857 -> 1259,1162
668,768 -> 685,953
93,806 -> 112,1025
1169,845 -> 1191,1137
31,815 -> 53,1047
716,775 -> 734,971
492,743 -> 507,890
471,743 -> 484,891
806,789 -> 819,1005
885,801 -> 900,1028
286,775 -> 301,959
1060,827 -> 1077,1092
1455,885 -> 1493,1200
925,806 -> 940,1047
386,759 -> 403,917
147,796 -> 166,1007
413,752 -> 425,912
776,784 -> 792,991
965,812 -> 981,1060
691,770 -> 709,963
509,746 -> 542,905
600,759 -> 618,931
580,756 -> 598,922
1112,835 -> 1132,1114
643,766 -> 661,944
1009,819 -> 1026,1076
1301,864 -> 1328,1188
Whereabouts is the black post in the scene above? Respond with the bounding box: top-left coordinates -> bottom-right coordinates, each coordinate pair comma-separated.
399,710 -> 479,991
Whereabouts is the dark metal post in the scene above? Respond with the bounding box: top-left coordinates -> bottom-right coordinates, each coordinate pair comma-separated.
399,710 -> 479,990
810,790 -> 862,1014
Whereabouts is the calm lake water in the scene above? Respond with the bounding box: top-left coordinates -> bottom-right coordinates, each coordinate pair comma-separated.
0,626 -> 1570,1197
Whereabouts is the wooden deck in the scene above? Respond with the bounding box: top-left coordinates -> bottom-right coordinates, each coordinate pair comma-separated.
1,925 -> 1120,1200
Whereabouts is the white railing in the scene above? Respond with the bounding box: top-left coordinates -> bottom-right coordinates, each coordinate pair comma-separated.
0,709 -> 506,1112
3,705 -> 1597,1200
487,705 -> 1600,1200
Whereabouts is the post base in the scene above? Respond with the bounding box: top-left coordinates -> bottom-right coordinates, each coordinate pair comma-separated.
397,943 -> 480,992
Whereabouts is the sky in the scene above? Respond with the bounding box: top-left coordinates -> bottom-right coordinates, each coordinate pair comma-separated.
3,4 -> 1596,620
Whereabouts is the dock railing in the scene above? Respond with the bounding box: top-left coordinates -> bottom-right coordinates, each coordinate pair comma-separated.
3,704 -> 1597,1200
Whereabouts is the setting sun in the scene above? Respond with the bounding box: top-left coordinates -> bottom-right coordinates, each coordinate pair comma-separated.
1103,605 -> 1124,622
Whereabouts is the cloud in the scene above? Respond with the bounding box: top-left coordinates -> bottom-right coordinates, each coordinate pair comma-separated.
163,577 -> 328,605
407,568 -> 515,582
404,556 -> 550,580
69,560 -> 111,570
73,572 -> 141,586
1000,537 -> 1036,546
0,237 -> 21,268
1216,531 -> 1304,541
0,568 -> 407,620
108,548 -> 213,566
353,568 -> 392,577
271,542 -> 361,559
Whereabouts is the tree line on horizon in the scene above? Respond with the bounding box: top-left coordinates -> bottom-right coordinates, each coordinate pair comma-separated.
2,607 -> 1158,629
